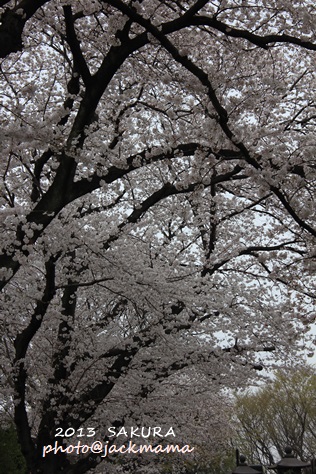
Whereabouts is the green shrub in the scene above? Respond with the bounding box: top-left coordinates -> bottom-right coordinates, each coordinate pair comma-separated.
0,423 -> 27,474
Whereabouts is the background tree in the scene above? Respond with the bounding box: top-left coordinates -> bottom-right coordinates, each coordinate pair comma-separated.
0,1 -> 316,473
235,366 -> 316,466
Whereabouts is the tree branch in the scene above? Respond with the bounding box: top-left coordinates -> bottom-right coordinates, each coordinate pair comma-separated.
191,15 -> 316,51
13,255 -> 57,469
62,5 -> 92,86
0,0 -> 49,58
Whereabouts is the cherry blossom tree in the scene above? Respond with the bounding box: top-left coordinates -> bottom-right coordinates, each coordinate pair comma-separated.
0,0 -> 316,473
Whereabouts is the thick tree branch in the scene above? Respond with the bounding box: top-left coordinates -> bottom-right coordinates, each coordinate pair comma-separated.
70,144 -> 241,200
270,185 -> 316,237
202,241 -> 304,277
62,5 -> 92,86
13,256 -> 57,470
191,15 -> 316,51
102,165 -> 245,250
